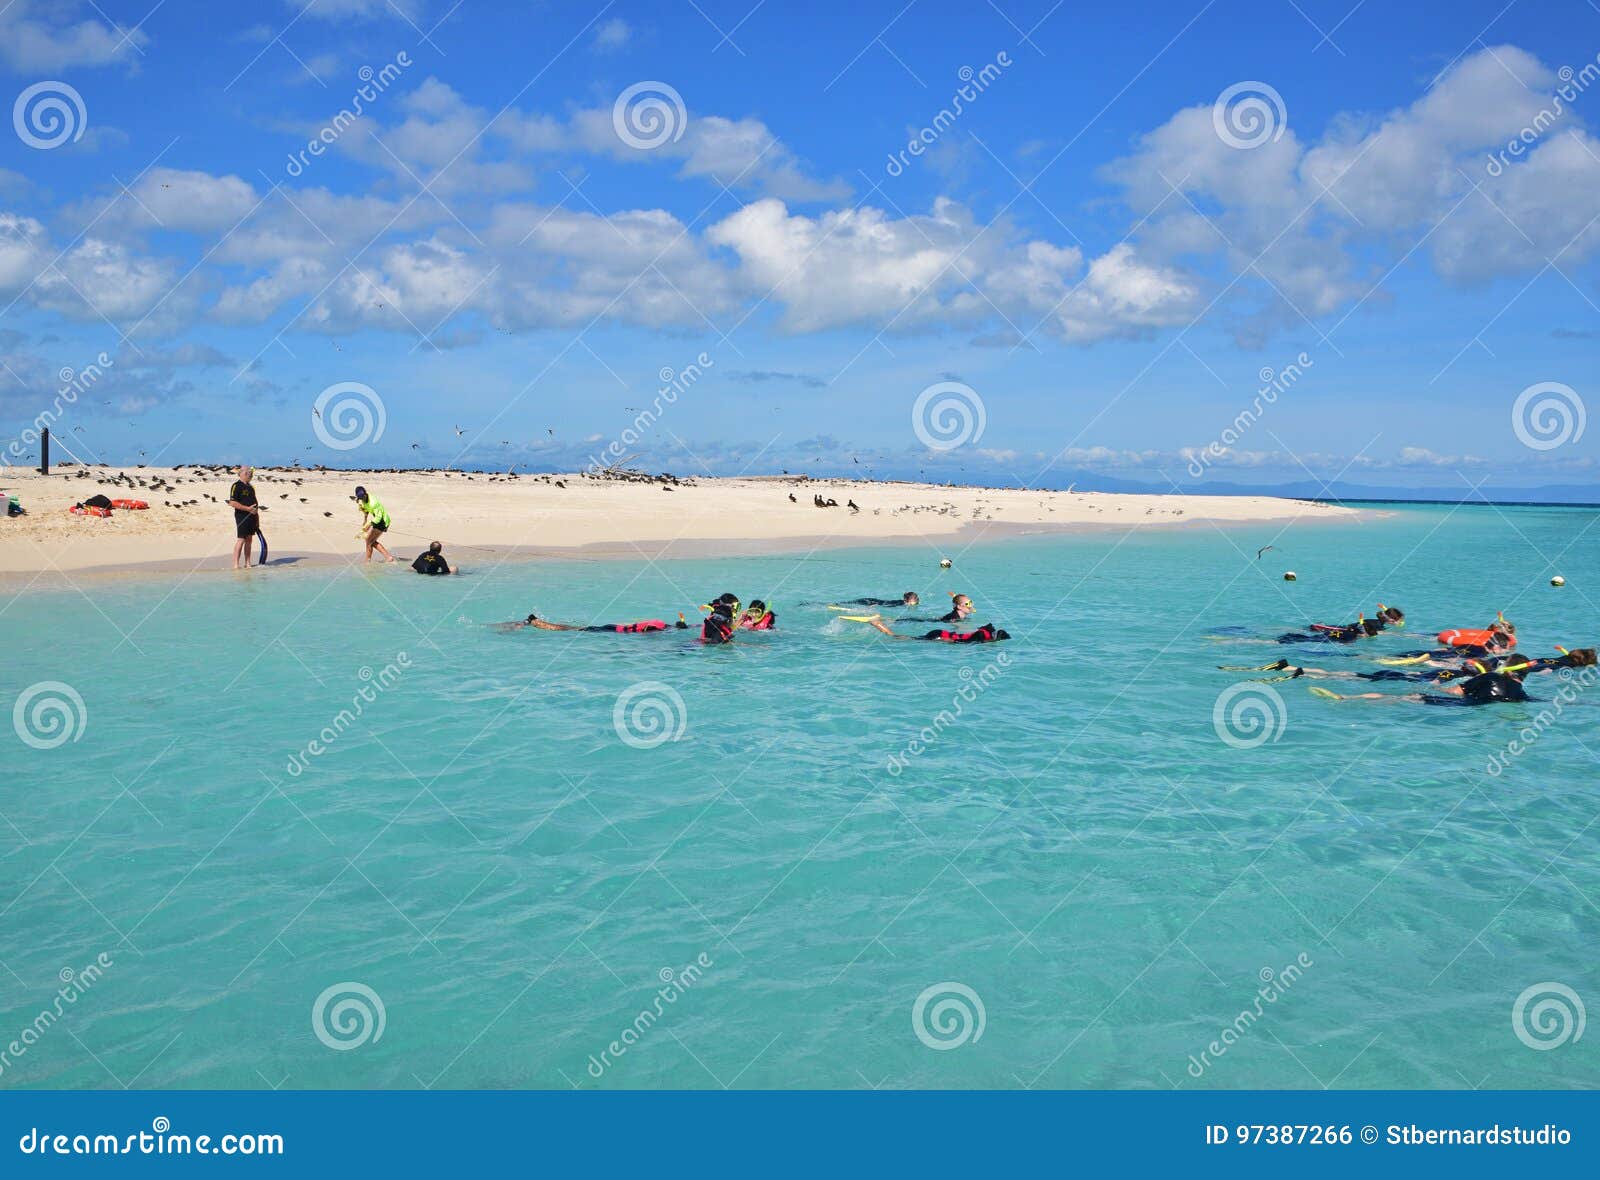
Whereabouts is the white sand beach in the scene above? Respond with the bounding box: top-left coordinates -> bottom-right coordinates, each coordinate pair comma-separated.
0,464 -> 1358,578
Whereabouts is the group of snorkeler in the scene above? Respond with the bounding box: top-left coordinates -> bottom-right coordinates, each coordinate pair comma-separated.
1219,605 -> 1595,707
496,589 -> 1009,645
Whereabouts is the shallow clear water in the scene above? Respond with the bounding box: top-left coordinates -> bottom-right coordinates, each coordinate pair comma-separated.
2,504 -> 1597,1090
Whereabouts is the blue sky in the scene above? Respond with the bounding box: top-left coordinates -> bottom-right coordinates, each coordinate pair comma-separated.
2,0 -> 1599,489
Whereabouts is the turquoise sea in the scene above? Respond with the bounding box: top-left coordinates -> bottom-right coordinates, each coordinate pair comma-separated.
2,503 -> 1596,1090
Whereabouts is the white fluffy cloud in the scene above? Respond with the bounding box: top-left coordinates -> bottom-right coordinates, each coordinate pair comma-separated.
1106,45 -> 1600,339
0,1 -> 148,72
5,45 -> 1596,352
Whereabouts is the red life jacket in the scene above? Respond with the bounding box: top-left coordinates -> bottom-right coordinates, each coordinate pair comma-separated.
937,625 -> 996,643
614,620 -> 668,633
742,612 -> 775,630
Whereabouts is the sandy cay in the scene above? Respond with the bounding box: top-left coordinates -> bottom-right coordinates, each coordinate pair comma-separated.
0,464 -> 1358,580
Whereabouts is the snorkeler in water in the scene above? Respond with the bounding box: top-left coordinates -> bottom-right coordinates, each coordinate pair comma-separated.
896,592 -> 975,624
739,599 -> 777,630
1309,668 -> 1530,706
832,591 -> 920,609
498,612 -> 689,632
700,594 -> 741,644
1225,656 -> 1482,686
850,615 -> 1010,643
1273,605 -> 1404,644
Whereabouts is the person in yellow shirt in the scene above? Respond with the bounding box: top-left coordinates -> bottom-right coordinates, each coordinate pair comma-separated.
354,485 -> 396,563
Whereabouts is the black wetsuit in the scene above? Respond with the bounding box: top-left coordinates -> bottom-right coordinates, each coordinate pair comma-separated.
411,551 -> 451,575
1421,672 -> 1529,706
842,597 -> 913,607
902,608 -> 970,624
1277,619 -> 1385,644
229,480 -> 258,538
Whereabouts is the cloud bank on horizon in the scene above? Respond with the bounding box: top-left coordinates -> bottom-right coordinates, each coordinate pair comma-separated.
1,0 -> 1598,489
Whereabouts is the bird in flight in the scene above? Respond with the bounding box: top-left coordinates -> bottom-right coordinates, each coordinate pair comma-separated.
1256,545 -> 1275,561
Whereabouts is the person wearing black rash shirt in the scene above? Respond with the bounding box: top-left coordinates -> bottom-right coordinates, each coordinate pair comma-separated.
411,541 -> 457,575
1309,669 -> 1529,705
1276,605 -> 1404,644
836,592 -> 920,608
899,593 -> 975,624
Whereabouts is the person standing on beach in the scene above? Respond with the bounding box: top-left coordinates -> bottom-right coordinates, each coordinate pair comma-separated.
354,485 -> 396,563
227,466 -> 261,569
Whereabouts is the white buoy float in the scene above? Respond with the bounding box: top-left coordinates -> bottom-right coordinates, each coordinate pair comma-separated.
1552,575 -> 1566,587
1283,571 -> 1298,582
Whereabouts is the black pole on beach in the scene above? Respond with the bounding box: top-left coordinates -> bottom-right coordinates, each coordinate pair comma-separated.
39,427 -> 49,475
